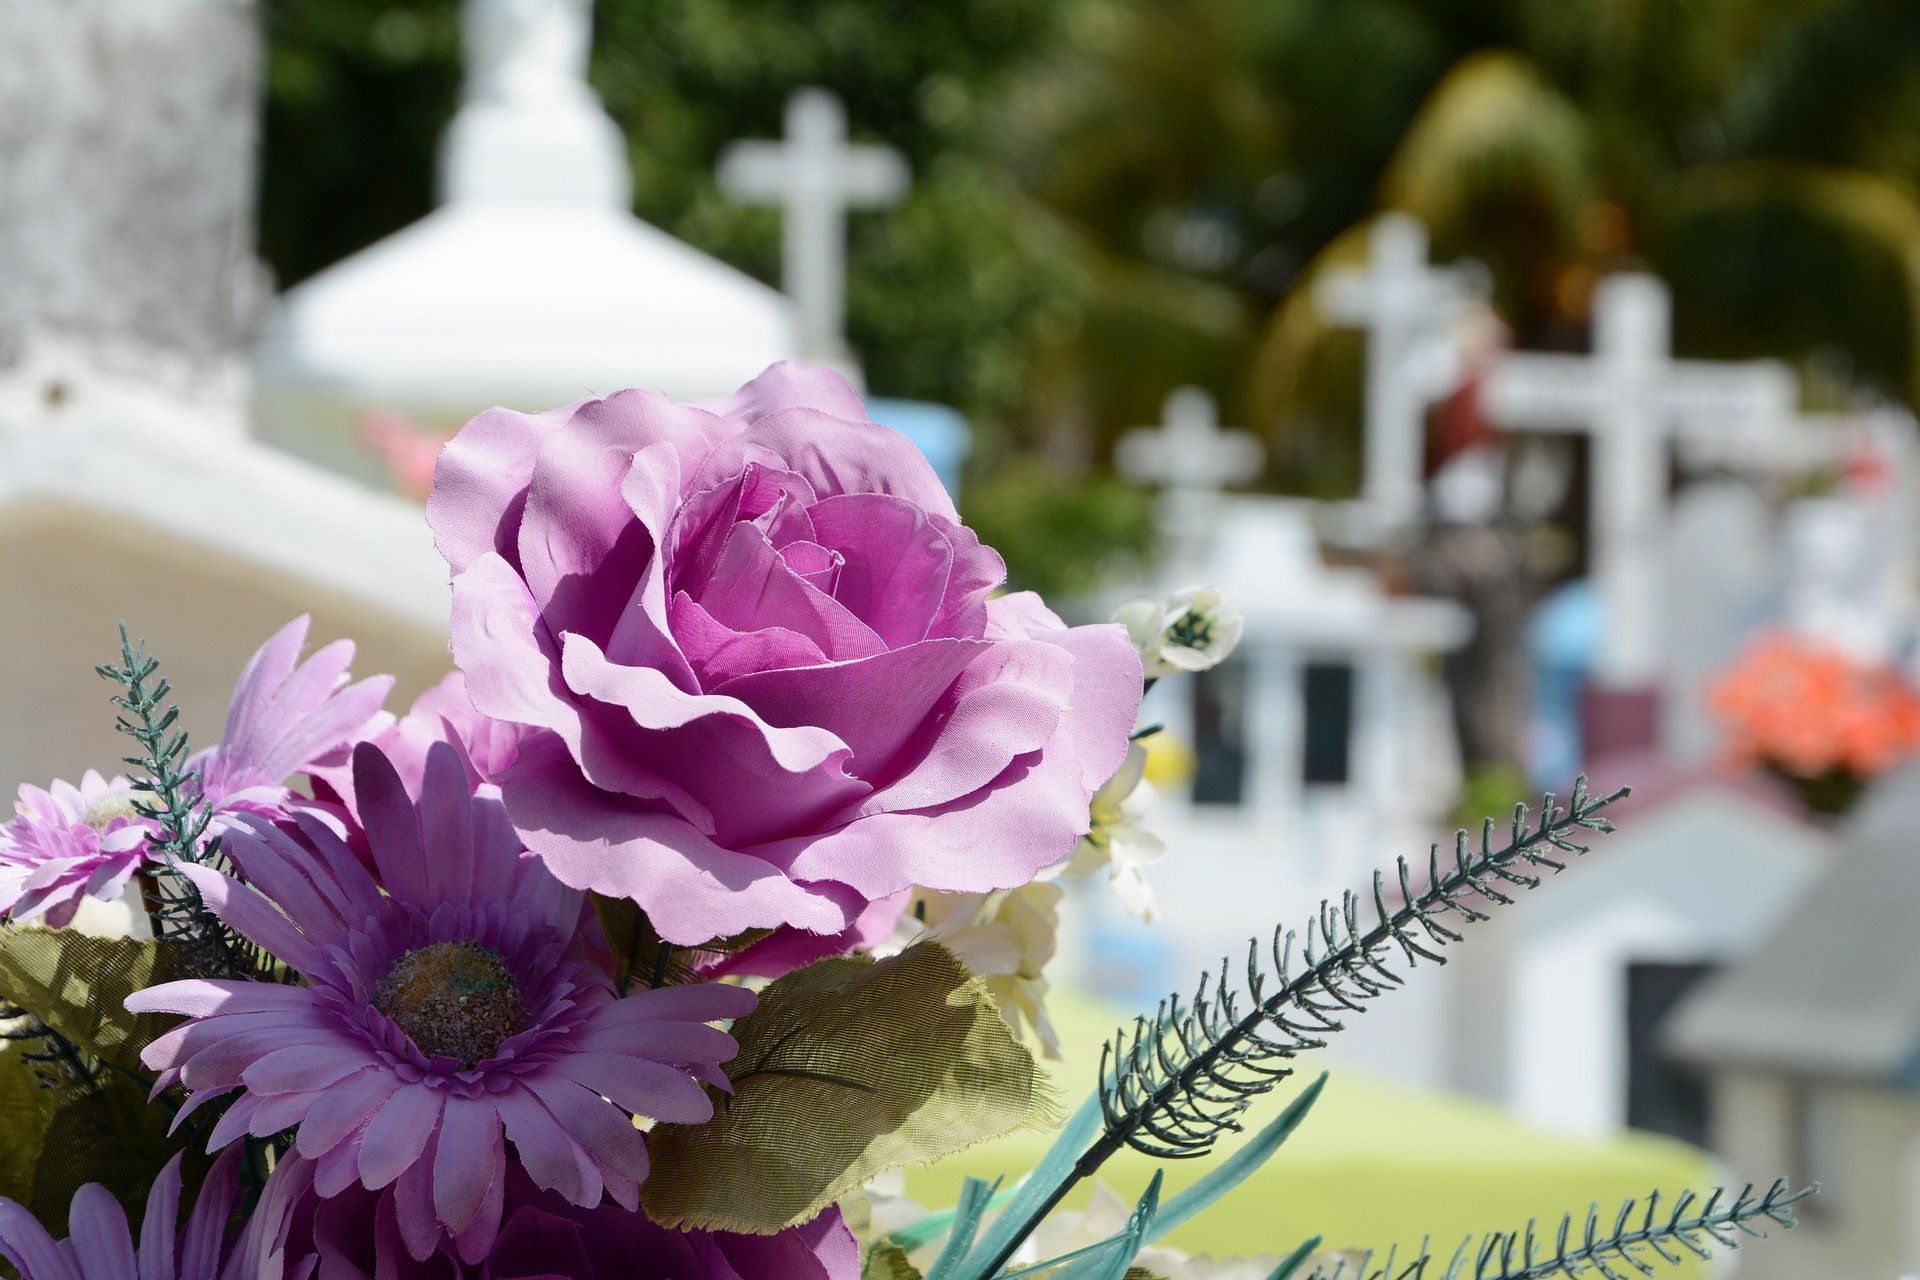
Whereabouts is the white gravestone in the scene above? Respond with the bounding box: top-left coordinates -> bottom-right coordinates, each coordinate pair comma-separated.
718,88 -> 910,365
1114,387 -> 1265,572
1483,274 -> 1797,687
1317,213 -> 1488,532
1665,480 -> 1774,762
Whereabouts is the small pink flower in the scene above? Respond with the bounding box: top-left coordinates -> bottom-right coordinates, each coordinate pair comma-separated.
0,1150 -> 250,1280
129,741 -> 755,1263
250,1153 -> 858,1280
429,362 -> 1142,946
194,616 -> 393,826
0,771 -> 157,927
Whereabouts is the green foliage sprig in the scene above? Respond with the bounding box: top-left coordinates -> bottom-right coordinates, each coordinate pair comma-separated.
1096,776 -> 1625,1165
1307,1180 -> 1817,1280
96,624 -> 262,981
960,779 -> 1625,1280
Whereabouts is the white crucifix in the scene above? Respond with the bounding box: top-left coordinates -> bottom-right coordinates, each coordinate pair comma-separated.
717,88 -> 910,363
1483,273 -> 1797,687
1115,387 -> 1265,571
1317,213 -> 1488,531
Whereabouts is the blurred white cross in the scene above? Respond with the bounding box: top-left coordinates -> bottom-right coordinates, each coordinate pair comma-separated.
1483,274 -> 1796,686
1116,387 -> 1265,569
1317,213 -> 1488,532
718,88 -> 910,363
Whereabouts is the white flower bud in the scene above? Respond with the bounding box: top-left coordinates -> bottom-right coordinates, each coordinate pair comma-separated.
1113,586 -> 1245,679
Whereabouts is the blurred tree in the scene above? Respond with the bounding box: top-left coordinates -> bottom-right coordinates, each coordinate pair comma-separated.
1232,0 -> 1920,466
257,0 -> 1920,588
259,0 -> 462,288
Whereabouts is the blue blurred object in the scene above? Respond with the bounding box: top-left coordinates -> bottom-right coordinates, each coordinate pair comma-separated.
867,397 -> 972,499
1527,578 -> 1601,786
1079,887 -> 1178,1009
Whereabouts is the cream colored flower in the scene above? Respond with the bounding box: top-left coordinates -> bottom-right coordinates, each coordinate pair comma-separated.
1061,743 -> 1166,922
1113,586 -> 1245,679
892,881 -> 1066,1059
858,1170 -> 930,1246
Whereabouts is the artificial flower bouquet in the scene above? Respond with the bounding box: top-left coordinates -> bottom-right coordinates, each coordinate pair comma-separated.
0,366 -> 1811,1279
1707,628 -> 1920,815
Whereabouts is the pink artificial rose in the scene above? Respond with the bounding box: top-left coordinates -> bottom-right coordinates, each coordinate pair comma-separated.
428,363 -> 1140,945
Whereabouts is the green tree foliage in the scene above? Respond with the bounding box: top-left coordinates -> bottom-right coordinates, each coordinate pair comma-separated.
259,0 -> 1920,589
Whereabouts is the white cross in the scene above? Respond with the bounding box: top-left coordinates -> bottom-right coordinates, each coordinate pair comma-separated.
1483,274 -> 1797,686
1116,387 -> 1265,569
717,88 -> 909,363
1317,213 -> 1487,530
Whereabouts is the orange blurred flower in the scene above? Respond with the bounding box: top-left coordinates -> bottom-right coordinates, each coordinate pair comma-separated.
1707,631 -> 1920,782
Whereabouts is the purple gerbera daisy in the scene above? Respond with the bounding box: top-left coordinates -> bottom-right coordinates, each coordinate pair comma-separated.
193,616 -> 393,826
0,1150 -> 248,1280
128,740 -> 756,1263
251,1153 -> 859,1280
0,771 -> 158,928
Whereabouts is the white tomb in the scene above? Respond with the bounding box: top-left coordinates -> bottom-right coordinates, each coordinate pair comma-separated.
1482,274 -> 1798,687
1094,387 -> 1470,1071
1447,777 -> 1830,1138
1668,768 -> 1920,1280
718,88 -> 909,368
1,0 -> 458,794
255,0 -> 802,487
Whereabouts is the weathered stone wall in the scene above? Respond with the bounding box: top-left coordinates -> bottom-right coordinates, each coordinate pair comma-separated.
0,0 -> 264,376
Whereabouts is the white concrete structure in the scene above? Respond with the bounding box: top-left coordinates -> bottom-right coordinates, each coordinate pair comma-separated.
1117,498 -> 1471,1042
1317,213 -> 1488,533
1669,770 -> 1920,1280
1483,275 -> 1798,686
1449,778 -> 1829,1139
0,396 -> 456,791
1114,387 -> 1265,573
255,0 -> 801,486
718,88 -> 908,366
1,0 -> 459,794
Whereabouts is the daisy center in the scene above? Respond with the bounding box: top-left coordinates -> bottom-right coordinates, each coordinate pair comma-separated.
79,793 -> 143,830
374,940 -> 527,1069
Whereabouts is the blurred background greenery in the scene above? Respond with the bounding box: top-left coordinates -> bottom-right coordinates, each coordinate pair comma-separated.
260,0 -> 1920,594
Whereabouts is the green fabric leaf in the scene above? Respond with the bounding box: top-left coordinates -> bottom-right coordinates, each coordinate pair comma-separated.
0,1045 -> 187,1226
0,927 -> 181,1072
864,1242 -> 927,1280
592,894 -> 768,993
642,941 -> 1055,1234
